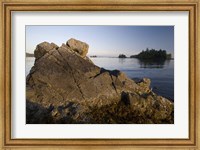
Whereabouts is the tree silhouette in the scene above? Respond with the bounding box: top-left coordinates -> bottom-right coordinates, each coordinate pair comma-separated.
118,54 -> 127,58
130,48 -> 171,61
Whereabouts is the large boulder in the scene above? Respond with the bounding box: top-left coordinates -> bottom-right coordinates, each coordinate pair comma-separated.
66,38 -> 89,57
34,42 -> 58,59
26,39 -> 174,124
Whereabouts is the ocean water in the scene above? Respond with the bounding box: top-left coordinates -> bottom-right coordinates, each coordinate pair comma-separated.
26,57 -> 174,101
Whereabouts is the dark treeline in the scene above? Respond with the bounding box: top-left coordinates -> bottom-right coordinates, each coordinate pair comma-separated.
130,48 -> 172,60
118,54 -> 127,58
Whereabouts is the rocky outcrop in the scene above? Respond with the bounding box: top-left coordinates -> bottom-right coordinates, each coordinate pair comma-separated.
67,38 -> 89,57
34,42 -> 59,59
26,38 -> 174,124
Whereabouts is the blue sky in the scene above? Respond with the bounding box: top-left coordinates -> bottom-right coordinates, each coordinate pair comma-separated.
26,26 -> 174,57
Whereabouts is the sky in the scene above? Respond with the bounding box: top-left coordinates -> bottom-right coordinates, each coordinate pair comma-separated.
26,26 -> 174,57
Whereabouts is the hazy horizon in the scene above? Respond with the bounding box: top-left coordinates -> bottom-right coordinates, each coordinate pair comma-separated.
26,26 -> 174,57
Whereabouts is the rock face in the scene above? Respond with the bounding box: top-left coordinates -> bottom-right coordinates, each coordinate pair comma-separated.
67,38 -> 89,57
34,42 -> 59,59
26,38 -> 174,124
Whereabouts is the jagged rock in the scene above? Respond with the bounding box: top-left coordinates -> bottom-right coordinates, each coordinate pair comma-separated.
137,78 -> 151,93
66,38 -> 89,57
34,42 -> 59,59
26,39 -> 174,124
137,78 -> 151,87
85,56 -> 94,64
50,42 -> 59,49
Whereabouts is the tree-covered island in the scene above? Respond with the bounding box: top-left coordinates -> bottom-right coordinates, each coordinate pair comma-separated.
130,48 -> 172,60
118,54 -> 127,58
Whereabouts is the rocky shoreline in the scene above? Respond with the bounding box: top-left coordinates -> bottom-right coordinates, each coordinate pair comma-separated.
26,38 -> 174,124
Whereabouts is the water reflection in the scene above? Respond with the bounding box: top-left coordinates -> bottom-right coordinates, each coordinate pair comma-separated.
137,59 -> 169,68
118,58 -> 126,64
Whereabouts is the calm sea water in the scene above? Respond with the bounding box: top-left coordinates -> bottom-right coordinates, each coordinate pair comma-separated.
26,57 -> 174,101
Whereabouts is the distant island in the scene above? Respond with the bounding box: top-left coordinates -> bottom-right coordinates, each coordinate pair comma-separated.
118,54 -> 127,58
130,48 -> 172,60
26,52 -> 34,57
90,55 -> 97,58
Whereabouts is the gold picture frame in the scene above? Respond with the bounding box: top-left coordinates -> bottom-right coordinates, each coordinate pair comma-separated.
0,0 -> 199,149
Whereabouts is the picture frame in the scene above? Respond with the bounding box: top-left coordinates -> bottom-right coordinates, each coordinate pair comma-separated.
0,0 -> 199,149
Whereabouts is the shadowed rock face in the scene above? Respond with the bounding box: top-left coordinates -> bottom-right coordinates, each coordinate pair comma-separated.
26,38 -> 174,124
